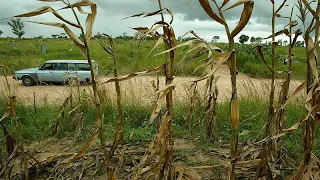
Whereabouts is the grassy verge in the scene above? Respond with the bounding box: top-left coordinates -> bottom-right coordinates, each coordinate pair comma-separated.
0,97 -> 318,160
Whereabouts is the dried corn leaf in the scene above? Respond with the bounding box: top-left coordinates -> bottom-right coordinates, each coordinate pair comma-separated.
147,37 -> 164,57
285,20 -> 298,28
307,37 -> 319,81
60,0 -> 97,43
199,0 -> 225,25
65,128 -> 99,166
154,39 -> 221,57
102,64 -> 165,84
229,1 -> 254,38
222,0 -> 253,11
221,0 -> 230,8
27,21 -> 86,56
85,4 -> 97,43
179,30 -> 201,40
14,6 -> 81,28
256,45 -> 273,72
149,89 -> 169,123
275,0 -> 288,14
124,8 -> 174,24
263,29 -> 290,39
280,81 -> 306,110
192,51 -> 234,83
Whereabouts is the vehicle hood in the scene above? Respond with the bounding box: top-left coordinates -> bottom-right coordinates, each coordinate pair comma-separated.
15,68 -> 39,74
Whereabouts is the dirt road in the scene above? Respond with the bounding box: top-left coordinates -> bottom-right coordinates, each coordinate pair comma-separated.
0,65 -> 303,105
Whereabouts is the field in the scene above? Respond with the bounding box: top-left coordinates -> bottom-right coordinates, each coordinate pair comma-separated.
1,0 -> 320,179
0,38 -> 309,79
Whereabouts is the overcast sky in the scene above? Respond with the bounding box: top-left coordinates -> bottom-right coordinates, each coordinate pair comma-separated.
0,0 -> 313,43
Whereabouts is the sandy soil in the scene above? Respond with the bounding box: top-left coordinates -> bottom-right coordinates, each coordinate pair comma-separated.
0,65 -> 303,105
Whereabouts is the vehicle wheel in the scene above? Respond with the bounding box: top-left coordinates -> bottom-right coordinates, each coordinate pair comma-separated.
22,76 -> 35,86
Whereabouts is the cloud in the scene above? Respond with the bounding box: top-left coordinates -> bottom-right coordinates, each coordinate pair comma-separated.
0,0 -> 313,43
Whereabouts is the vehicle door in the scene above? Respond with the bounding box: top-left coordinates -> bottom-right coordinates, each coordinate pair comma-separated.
66,63 -> 78,80
75,63 -> 91,81
37,63 -> 55,82
53,63 -> 69,82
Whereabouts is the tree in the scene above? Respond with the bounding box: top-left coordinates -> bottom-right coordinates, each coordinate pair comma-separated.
8,18 -> 25,38
250,36 -> 255,44
211,36 -> 220,43
238,34 -> 249,44
255,37 -> 262,44
0,30 -> 3,36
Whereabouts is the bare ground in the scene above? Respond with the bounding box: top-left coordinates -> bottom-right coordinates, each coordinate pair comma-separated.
0,65 -> 303,105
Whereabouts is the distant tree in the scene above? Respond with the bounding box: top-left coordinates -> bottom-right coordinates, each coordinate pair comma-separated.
250,36 -> 255,44
8,18 -> 25,38
0,30 -> 3,36
123,32 -> 127,39
36,35 -> 43,39
255,37 -> 262,44
239,34 -> 249,44
211,36 -> 220,43
295,40 -> 305,47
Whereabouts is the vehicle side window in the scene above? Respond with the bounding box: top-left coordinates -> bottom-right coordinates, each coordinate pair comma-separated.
41,63 -> 54,70
75,63 -> 90,71
53,63 -> 68,70
68,63 -> 76,71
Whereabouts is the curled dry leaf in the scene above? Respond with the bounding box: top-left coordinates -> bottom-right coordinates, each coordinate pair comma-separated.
307,37 -> 319,81
263,29 -> 290,39
14,6 -> 81,28
65,128 -> 99,166
280,81 -> 306,110
60,0 -> 97,43
124,8 -> 174,24
27,21 -> 87,56
178,30 -> 201,40
147,37 -> 164,57
199,0 -> 225,25
256,45 -> 273,72
227,1 -> 254,38
102,64 -> 165,84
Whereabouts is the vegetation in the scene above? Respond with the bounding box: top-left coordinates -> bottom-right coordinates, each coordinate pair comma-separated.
7,18 -> 25,38
1,0 -> 320,179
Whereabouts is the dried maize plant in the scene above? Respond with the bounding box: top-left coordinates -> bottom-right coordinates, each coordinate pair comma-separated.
185,82 -> 198,131
178,30 -> 220,141
12,0 -> 107,169
252,1 -> 293,178
123,1 -> 178,178
96,34 -> 125,178
205,67 -> 219,143
0,65 -> 28,179
273,7 -> 302,166
198,0 -> 254,178
289,0 -> 320,179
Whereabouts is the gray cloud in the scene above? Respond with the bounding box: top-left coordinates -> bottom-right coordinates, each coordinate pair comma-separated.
0,0 -> 315,43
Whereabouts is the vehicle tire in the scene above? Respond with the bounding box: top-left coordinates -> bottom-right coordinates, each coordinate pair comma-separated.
22,76 -> 35,86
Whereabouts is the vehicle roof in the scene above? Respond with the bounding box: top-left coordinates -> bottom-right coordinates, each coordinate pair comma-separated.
45,60 -> 96,64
